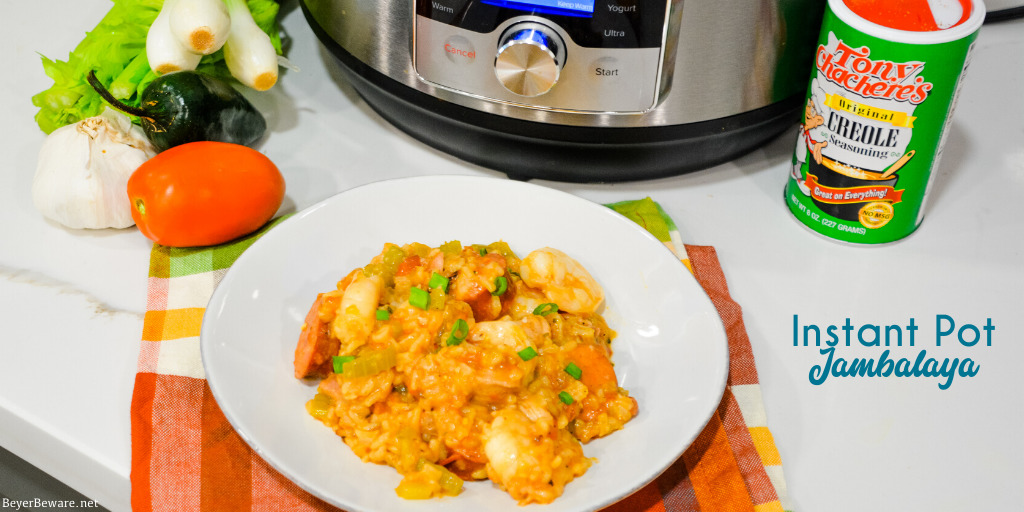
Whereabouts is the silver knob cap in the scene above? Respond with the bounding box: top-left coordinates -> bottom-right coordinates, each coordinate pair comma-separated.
494,23 -> 565,97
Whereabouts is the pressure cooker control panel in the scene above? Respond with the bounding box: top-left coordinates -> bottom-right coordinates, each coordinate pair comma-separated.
413,0 -> 671,113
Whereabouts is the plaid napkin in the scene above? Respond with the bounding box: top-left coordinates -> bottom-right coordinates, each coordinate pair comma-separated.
605,199 -> 791,512
130,199 -> 790,512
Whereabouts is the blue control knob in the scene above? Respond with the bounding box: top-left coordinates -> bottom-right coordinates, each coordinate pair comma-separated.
494,22 -> 566,97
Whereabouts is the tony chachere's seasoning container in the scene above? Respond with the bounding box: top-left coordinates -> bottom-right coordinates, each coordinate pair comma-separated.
785,0 -> 985,244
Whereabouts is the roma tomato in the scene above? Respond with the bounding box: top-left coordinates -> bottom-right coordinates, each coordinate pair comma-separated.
127,141 -> 285,247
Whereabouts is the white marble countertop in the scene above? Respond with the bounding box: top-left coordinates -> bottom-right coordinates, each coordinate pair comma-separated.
2,1 -> 1022,511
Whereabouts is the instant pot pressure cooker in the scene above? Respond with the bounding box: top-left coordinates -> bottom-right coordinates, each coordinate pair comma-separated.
301,0 -> 826,181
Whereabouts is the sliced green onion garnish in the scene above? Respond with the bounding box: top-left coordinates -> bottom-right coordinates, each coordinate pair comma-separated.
478,246 -> 487,256
376,308 -> 390,321
532,303 -> 559,316
558,391 -> 574,405
429,272 -> 449,292
409,287 -> 430,309
332,355 -> 355,374
446,318 -> 469,346
564,362 -> 582,380
491,276 -> 507,296
517,346 -> 538,361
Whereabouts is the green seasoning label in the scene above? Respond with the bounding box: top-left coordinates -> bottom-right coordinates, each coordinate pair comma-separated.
785,4 -> 978,244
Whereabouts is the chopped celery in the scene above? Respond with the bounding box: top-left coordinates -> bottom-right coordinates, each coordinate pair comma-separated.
332,355 -> 355,374
338,346 -> 397,378
395,479 -> 434,500
362,263 -> 384,278
365,244 -> 406,284
395,459 -> 463,499
486,241 -> 519,260
438,466 -> 464,495
428,287 -> 446,310
439,240 -> 462,255
407,243 -> 432,258
382,244 -> 406,271
307,392 -> 332,420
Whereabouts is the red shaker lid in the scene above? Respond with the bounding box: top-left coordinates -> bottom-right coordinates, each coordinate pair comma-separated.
843,0 -> 974,31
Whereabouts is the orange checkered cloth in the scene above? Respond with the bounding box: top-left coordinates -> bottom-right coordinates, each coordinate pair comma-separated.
130,199 -> 791,511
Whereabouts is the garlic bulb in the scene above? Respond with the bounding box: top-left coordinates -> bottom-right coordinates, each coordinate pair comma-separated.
32,108 -> 157,229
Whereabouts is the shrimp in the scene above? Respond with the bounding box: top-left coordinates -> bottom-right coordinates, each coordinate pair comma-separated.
483,409 -> 546,499
330,272 -> 382,353
517,313 -> 551,341
520,248 -> 604,314
466,320 -> 536,395
467,320 -> 530,352
504,279 -> 548,320
483,408 -> 590,505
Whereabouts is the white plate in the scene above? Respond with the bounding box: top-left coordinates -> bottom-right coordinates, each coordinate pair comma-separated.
201,175 -> 728,512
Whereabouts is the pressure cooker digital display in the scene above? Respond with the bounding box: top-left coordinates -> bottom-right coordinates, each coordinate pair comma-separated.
413,0 -> 671,113
481,0 -> 596,17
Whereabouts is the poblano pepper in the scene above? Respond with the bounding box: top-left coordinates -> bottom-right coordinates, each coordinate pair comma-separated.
87,70 -> 266,151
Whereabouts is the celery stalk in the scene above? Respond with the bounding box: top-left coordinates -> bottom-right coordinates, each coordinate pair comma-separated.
110,53 -> 152,100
